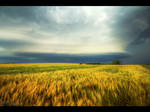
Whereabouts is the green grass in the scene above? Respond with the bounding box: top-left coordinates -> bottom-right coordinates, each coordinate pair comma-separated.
0,65 -> 96,75
99,68 -> 119,73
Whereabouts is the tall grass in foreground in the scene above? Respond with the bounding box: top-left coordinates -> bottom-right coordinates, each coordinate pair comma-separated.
0,64 -> 150,106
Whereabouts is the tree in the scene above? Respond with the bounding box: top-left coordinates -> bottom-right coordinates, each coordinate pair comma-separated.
112,60 -> 121,64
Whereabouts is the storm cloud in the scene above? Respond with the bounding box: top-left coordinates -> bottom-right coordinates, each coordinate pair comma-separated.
0,6 -> 150,64
0,52 -> 130,63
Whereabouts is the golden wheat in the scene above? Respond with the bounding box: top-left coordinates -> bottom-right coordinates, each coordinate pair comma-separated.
0,64 -> 150,106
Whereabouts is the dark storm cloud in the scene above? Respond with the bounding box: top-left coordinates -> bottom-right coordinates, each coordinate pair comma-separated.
130,27 -> 150,45
110,7 -> 147,41
125,8 -> 150,43
0,7 -> 37,20
129,7 -> 150,45
0,7 -> 60,34
115,7 -> 150,44
107,7 -> 150,64
0,7 -> 54,26
0,56 -> 33,63
6,52 -> 129,63
0,7 -> 38,27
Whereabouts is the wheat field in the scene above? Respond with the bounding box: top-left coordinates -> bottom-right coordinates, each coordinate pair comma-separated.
0,63 -> 150,106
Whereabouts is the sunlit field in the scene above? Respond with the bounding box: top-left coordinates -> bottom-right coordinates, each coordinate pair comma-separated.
0,63 -> 150,106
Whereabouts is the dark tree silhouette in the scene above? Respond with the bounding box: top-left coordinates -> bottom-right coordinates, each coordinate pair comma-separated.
112,60 -> 121,64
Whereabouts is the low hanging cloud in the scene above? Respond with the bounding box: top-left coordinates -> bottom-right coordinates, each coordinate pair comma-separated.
0,52 -> 130,63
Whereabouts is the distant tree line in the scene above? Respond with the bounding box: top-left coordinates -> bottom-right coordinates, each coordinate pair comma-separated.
81,60 -> 121,65
86,63 -> 102,65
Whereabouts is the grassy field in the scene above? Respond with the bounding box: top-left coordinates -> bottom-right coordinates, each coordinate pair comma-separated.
0,63 -> 150,106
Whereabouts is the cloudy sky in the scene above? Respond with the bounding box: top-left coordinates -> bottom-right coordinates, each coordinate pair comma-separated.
0,6 -> 150,64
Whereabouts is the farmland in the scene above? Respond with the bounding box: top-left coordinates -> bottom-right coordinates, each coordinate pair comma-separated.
0,63 -> 150,106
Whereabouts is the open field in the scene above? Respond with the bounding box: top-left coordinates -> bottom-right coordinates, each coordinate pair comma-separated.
0,63 -> 150,106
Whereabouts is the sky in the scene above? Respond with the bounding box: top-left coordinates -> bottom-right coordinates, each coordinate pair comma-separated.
0,6 -> 150,64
